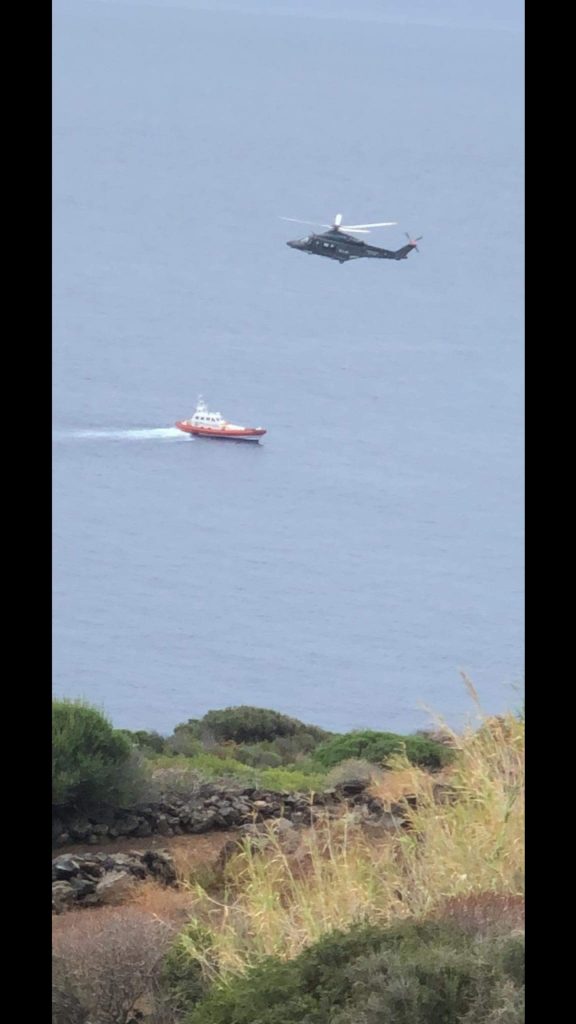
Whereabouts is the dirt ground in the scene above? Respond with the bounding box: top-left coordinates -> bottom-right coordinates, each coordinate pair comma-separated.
52,829 -> 236,863
52,830 -> 240,937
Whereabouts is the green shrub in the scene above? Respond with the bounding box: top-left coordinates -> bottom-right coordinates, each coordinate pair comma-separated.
200,707 -> 329,745
148,754 -> 326,793
333,932 -> 526,1024
120,729 -> 167,755
272,732 -> 322,760
159,922 -> 215,1016
460,982 -> 524,1024
176,718 -> 203,737
186,920 -> 524,1024
145,766 -> 205,801
257,766 -> 327,792
166,721 -> 204,757
235,734 -> 324,769
313,730 -> 454,771
486,934 -> 525,988
235,745 -> 284,769
52,700 -> 143,813
325,758 -> 380,788
177,753 -> 255,780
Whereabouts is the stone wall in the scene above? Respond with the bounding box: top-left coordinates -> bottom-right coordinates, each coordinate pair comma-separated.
53,782 -> 398,847
52,781 -> 457,913
52,848 -> 177,913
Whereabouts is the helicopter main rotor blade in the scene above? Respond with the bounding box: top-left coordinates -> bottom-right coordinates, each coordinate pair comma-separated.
280,217 -> 366,231
280,216 -> 397,234
342,221 -> 397,229
280,217 -> 326,227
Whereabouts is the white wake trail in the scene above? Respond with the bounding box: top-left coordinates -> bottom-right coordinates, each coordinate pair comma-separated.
57,427 -> 183,442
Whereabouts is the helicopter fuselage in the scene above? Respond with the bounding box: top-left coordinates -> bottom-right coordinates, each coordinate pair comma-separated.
286,229 -> 415,264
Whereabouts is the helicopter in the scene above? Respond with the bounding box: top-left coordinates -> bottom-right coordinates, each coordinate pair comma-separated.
282,213 -> 422,264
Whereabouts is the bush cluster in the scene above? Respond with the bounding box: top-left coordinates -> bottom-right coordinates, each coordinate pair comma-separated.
180,920 -> 524,1024
199,706 -> 330,745
325,757 -> 380,788
53,703 -> 456,810
52,700 -> 144,814
313,729 -> 454,771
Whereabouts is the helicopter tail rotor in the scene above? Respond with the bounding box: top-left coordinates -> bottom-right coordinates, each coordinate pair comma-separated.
405,232 -> 423,252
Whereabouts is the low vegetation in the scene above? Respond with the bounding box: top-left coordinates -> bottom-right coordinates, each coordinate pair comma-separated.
183,920 -> 524,1024
52,699 -> 144,814
52,905 -> 176,1024
118,707 -> 453,798
312,728 -> 455,771
53,702 -> 455,811
52,694 -> 524,1023
174,710 -> 523,976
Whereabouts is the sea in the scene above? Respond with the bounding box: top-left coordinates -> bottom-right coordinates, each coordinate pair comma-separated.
53,0 -> 524,735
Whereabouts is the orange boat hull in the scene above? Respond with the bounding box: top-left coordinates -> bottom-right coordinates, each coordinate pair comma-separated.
175,421 -> 266,441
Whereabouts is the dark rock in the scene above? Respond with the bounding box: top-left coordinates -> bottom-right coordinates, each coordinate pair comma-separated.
52,881 -> 76,913
367,798 -> 385,813
109,853 -> 147,877
114,814 -> 141,835
95,870 -> 136,904
365,811 -> 405,833
52,783 -> 427,852
89,804 -> 117,825
77,860 -> 103,879
142,850 -> 177,885
390,801 -> 411,818
69,877 -> 97,898
290,812 -> 306,825
68,818 -> 92,841
53,856 -> 81,880
334,779 -> 371,798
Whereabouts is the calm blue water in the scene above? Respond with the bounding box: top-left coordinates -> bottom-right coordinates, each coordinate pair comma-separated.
52,0 -> 524,735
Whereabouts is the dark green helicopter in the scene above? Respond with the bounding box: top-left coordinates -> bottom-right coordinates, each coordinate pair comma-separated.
282,213 -> 421,264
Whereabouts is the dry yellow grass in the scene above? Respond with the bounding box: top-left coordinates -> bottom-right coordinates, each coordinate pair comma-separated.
180,699 -> 524,976
368,764 -> 426,806
126,880 -> 196,924
167,831 -> 235,881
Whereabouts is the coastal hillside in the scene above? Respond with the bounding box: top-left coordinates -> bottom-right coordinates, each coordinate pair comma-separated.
52,695 -> 524,1023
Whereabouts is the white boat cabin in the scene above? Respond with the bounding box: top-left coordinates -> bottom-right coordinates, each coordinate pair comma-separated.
191,398 -> 225,426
